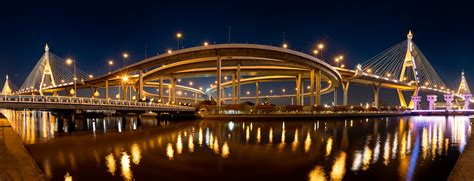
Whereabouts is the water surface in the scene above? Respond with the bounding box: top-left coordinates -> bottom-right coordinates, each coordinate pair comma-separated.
2,110 -> 472,180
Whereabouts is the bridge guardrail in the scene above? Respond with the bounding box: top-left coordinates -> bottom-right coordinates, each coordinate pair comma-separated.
0,95 -> 194,111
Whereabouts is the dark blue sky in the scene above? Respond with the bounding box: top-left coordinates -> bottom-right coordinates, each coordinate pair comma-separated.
1,0 -> 473,94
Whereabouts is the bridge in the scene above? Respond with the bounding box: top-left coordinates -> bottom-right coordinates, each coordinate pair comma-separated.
1,31 -> 471,113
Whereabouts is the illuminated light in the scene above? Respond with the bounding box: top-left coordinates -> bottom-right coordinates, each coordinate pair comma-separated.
330,152 -> 347,180
304,132 -> 311,153
269,127 -> 273,143
122,76 -> 129,82
108,60 -> 114,65
64,172 -> 73,181
291,129 -> 299,151
199,87 -> 203,91
246,126 -> 250,142
386,73 -> 391,77
120,152 -> 133,180
308,166 -> 326,181
339,55 -> 344,60
69,89 -> 75,95
362,144 -> 372,170
246,91 -> 250,95
122,53 -> 129,58
66,58 -> 73,65
166,143 -> 174,160
282,43 -> 288,48
318,43 -> 324,49
326,137 -> 333,157
131,143 -> 141,165
228,122 -> 235,131
213,139 -> 219,154
198,128 -> 203,146
257,127 -> 261,143
189,81 -> 193,86
313,50 -> 319,54
221,142 -> 230,158
115,94 -> 120,99
89,74 -> 94,79
335,57 -> 340,62
341,64 -> 345,68
224,76 -> 228,80
351,151 -> 362,171
105,153 -> 116,176
366,69 -> 372,73
167,49 -> 172,54
176,33 -> 182,38
188,134 -> 194,153
203,42 -> 209,46
177,134 -> 183,154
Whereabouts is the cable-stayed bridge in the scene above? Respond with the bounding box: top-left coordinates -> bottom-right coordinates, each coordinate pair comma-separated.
1,31 -> 471,112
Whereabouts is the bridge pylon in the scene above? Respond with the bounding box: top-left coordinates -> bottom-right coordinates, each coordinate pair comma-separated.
397,31 -> 420,108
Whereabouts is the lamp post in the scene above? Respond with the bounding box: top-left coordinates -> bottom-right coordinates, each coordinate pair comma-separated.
122,53 -> 128,67
66,58 -> 76,97
176,33 -> 182,49
108,60 -> 114,74
317,43 -> 324,60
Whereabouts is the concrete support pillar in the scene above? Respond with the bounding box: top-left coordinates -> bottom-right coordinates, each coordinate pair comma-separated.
296,73 -> 302,105
373,84 -> 380,108
462,94 -> 472,110
216,57 -> 222,111
159,77 -> 164,102
222,88 -> 226,105
172,78 -> 176,102
105,80 -> 109,99
301,81 -> 304,105
121,84 -> 127,100
138,69 -> 144,100
255,81 -> 260,105
237,64 -> 241,104
310,69 -> 315,106
444,94 -> 454,110
194,93 -> 198,104
315,70 -> 321,105
427,95 -> 437,110
232,72 -> 236,104
411,96 -> 422,110
333,87 -> 338,106
342,81 -> 350,106
168,78 -> 173,103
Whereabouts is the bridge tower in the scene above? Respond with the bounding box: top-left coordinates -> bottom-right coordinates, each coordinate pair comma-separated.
38,44 -> 56,96
397,31 -> 420,108
1,75 -> 12,95
457,70 -> 471,95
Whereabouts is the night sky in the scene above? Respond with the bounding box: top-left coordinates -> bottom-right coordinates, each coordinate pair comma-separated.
1,0 -> 473,104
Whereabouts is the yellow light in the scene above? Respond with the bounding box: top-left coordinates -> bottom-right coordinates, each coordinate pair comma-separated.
425,82 -> 429,86
167,49 -> 172,54
203,42 -> 209,46
69,89 -> 75,95
318,43 -> 324,49
66,58 -> 73,65
189,81 -> 193,86
89,74 -> 94,79
341,64 -> 345,68
313,50 -> 319,54
122,53 -> 128,58
387,73 -> 391,77
339,55 -> 344,60
176,33 -> 182,38
122,76 -> 129,82
366,69 -> 372,73
108,60 -> 114,65
335,58 -> 340,62
282,43 -> 288,48
199,87 -> 203,91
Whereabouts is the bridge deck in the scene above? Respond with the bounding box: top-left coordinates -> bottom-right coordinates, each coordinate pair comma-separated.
0,95 -> 195,112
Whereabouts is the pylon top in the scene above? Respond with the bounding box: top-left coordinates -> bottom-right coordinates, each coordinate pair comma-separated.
5,74 -> 8,80
45,44 -> 49,52
407,30 -> 413,40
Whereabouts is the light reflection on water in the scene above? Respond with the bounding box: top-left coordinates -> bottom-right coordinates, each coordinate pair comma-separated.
1,110 -> 473,180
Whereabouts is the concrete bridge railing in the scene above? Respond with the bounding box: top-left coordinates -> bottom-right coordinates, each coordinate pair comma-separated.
0,95 -> 195,111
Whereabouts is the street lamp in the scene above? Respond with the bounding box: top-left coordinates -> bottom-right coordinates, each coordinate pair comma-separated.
108,60 -> 114,74
122,53 -> 129,67
317,43 -> 324,60
313,50 -> 319,56
176,33 -> 182,49
66,58 -> 76,97
203,41 -> 209,46
282,43 -> 288,49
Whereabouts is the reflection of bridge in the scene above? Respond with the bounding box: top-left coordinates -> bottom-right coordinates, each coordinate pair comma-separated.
1,31 -> 471,111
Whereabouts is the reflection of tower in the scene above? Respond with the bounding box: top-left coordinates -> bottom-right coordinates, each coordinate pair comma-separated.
397,31 -> 420,108
457,71 -> 471,95
39,44 -> 56,95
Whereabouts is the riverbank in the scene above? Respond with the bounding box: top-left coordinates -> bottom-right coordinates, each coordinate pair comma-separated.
0,113 -> 47,180
449,126 -> 474,180
201,112 -> 410,120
